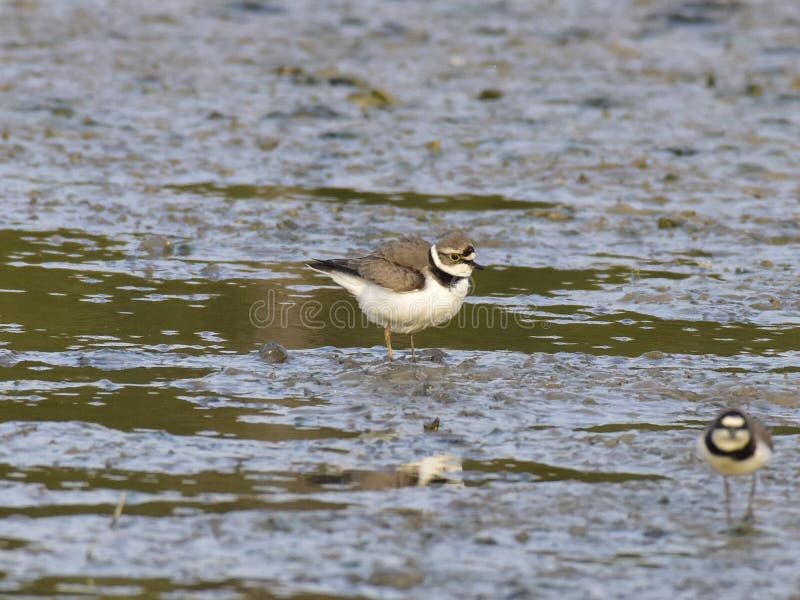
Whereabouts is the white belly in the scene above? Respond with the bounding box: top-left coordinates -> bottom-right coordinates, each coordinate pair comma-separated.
357,276 -> 469,334
697,437 -> 772,475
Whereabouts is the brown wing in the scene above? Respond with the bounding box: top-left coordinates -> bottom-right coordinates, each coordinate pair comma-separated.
750,417 -> 773,450
357,236 -> 429,292
372,236 -> 430,268
358,260 -> 425,291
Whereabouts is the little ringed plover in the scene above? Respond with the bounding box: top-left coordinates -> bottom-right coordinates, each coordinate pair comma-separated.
697,408 -> 773,524
307,232 -> 484,360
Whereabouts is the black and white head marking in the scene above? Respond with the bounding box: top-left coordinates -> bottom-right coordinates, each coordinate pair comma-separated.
704,410 -> 755,461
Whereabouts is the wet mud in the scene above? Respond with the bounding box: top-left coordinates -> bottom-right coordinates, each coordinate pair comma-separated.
1,0 -> 799,597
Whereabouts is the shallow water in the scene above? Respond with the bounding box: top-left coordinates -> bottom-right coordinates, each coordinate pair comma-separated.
1,0 -> 800,597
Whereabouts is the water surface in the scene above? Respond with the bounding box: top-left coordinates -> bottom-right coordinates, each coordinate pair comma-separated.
1,0 -> 799,597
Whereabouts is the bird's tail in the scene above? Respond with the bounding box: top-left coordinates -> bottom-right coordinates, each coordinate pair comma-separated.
306,258 -> 360,277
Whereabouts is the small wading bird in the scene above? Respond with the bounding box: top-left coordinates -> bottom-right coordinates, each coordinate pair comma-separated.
307,232 -> 484,361
697,408 -> 773,524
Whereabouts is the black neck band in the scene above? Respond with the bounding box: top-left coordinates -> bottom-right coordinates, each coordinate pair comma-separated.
704,428 -> 756,461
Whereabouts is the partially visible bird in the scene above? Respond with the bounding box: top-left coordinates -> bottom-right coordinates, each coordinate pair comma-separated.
697,408 -> 773,524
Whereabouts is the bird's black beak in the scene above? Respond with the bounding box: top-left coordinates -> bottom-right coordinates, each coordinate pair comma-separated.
470,261 -> 485,270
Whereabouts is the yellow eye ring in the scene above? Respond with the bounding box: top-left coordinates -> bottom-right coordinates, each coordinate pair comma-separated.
449,254 -> 461,262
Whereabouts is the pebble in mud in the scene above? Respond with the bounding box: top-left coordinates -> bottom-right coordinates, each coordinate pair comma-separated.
0,350 -> 18,367
416,348 -> 447,362
368,561 -> 425,589
423,417 -> 440,432
138,235 -> 174,257
200,263 -> 222,279
258,342 -> 289,364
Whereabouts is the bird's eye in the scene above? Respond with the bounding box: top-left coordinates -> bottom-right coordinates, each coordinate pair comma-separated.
449,254 -> 461,262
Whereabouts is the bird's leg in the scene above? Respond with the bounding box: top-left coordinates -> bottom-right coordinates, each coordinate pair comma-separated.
723,477 -> 732,526
410,334 -> 416,362
384,327 -> 393,361
743,473 -> 757,524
